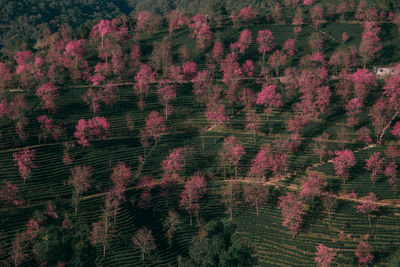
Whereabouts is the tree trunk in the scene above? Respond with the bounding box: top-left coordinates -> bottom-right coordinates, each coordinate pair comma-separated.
235,166 -> 238,180
256,202 -> 259,216
201,135 -> 205,152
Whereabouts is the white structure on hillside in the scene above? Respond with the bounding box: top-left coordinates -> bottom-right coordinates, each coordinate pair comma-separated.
373,66 -> 399,78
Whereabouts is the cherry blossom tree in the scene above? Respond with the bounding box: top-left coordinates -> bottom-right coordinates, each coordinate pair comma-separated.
36,83 -> 59,113
218,136 -> 246,179
357,127 -> 372,145
345,98 -> 363,127
245,109 -> 261,143
13,148 -> 36,183
355,240 -> 374,265
332,149 -> 355,184
68,165 -> 92,214
136,11 -> 161,33
248,146 -> 273,179
134,64 -> 156,110
0,63 -> 13,97
256,84 -> 283,119
167,10 -> 186,36
163,210 -> 181,247
365,152 -> 384,185
359,22 -> 382,66
283,38 -> 297,56
161,146 -> 192,178
278,192 -> 305,237
132,227 -> 157,262
192,70 -> 213,106
321,193 -> 337,222
182,61 -> 197,79
268,50 -> 287,76
221,181 -> 241,221
369,98 -> 391,142
74,117 -> 110,147
300,171 -> 325,210
179,174 -> 207,226
82,88 -> 103,115
257,30 -> 274,62
220,53 -> 242,106
311,4 -> 325,29
143,111 -> 166,144
156,84 -> 176,119
231,29 -> 252,53
314,244 -> 337,267
189,14 -> 213,50
238,6 -> 258,22
352,68 -> 376,104
15,50 -> 35,90
0,181 -> 24,206
137,176 -> 155,209
205,101 -> 228,128
243,181 -> 269,216
355,192 -> 379,226
313,133 -> 329,163
109,162 -> 132,222
384,161 -> 397,196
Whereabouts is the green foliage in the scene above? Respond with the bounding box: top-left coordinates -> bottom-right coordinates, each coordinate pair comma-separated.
184,220 -> 256,267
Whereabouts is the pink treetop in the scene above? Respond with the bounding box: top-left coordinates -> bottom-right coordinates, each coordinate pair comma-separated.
15,51 -> 33,74
383,74 -> 400,113
0,101 -> 10,119
168,65 -> 184,84
73,117 -> 110,146
359,22 -> 382,65
36,83 -> 59,113
22,218 -> 41,242
234,29 -> 252,53
37,115 -> 53,130
134,64 -> 156,96
355,192 -> 379,214
238,6 -> 258,22
65,39 -> 85,57
182,61 -> 197,78
205,102 -> 228,127
332,149 -> 355,177
248,147 -> 273,178
94,20 -> 113,38
136,11 -> 160,32
283,38 -> 297,56
278,192 -> 305,237
13,148 -> 36,183
69,165 -> 92,198
314,244 -> 337,267
268,50 -> 288,76
167,10 -> 185,36
130,44 -> 141,62
257,30 -> 274,60
212,41 -> 224,61
352,68 -> 376,103
0,62 -> 13,92
256,84 -> 283,116
384,161 -> 397,179
365,152 -> 384,184
179,174 -> 207,225
156,84 -> 176,119
111,162 -> 132,188
303,0 -> 314,6
240,88 -> 256,111
0,181 -> 24,206
145,111 -> 166,142
189,14 -> 213,50
161,147 -> 192,175
192,70 -> 213,105
242,60 -> 254,77
345,98 -> 362,115
300,171 -> 324,200
355,241 -> 374,265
